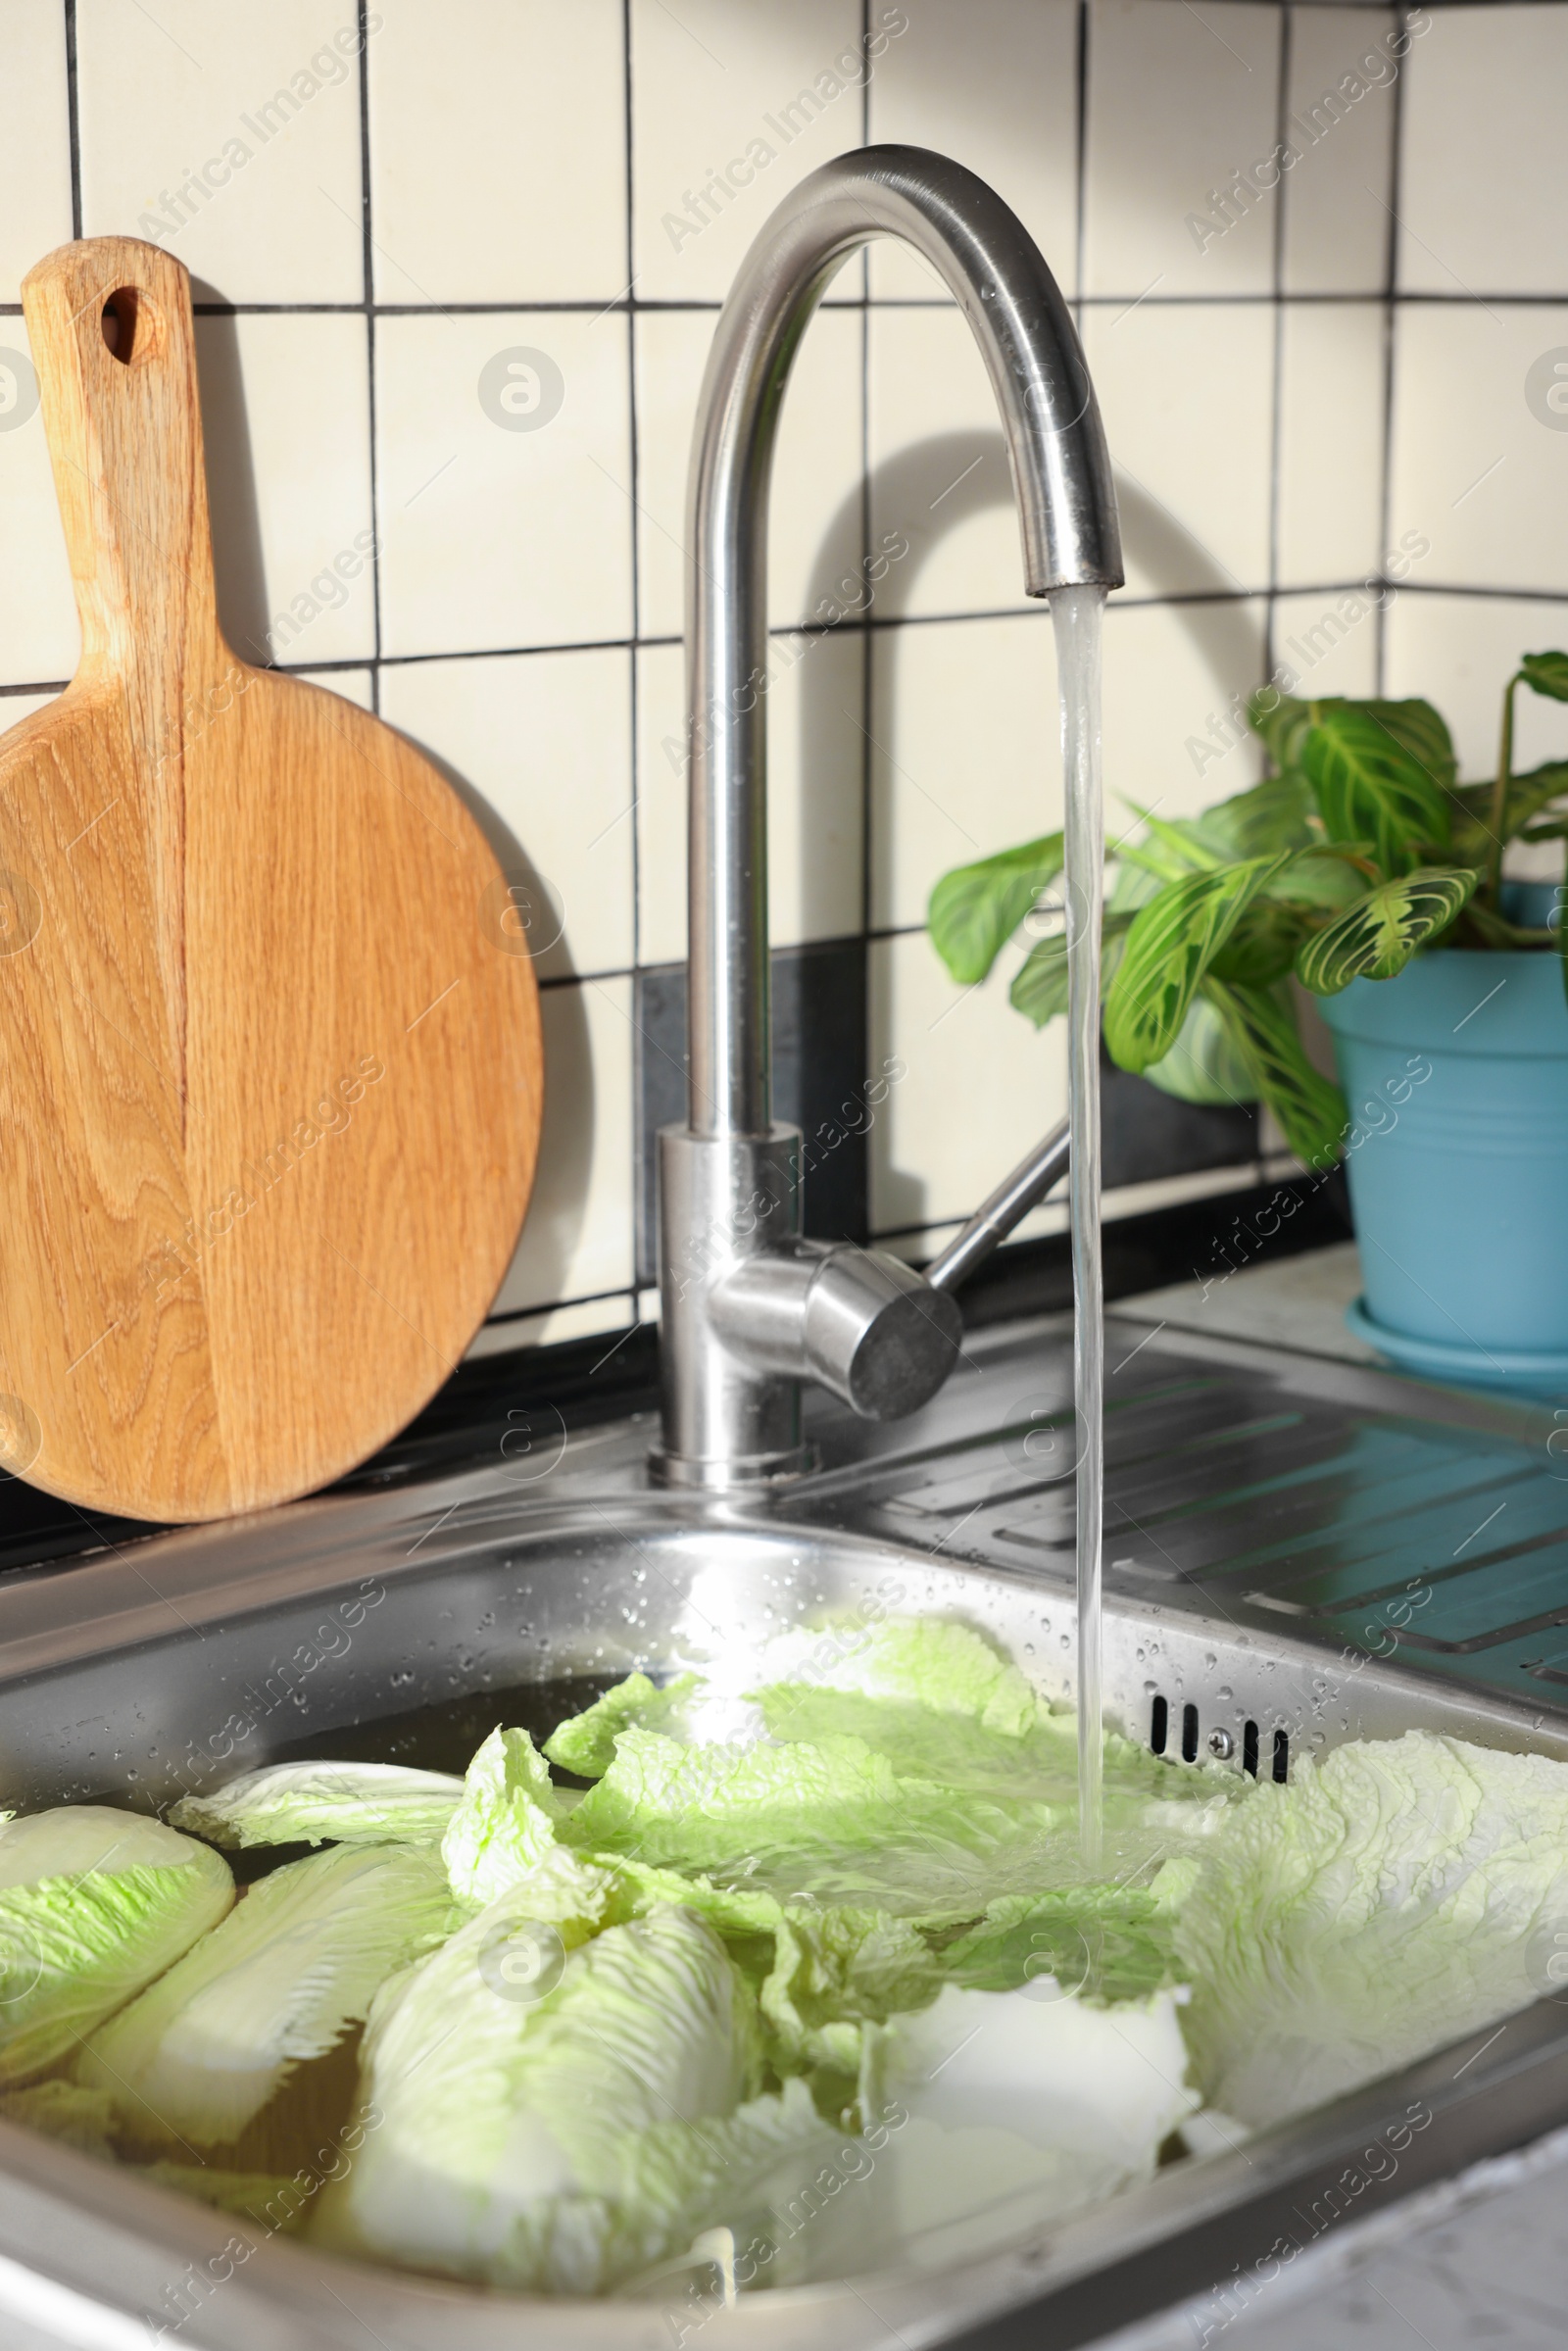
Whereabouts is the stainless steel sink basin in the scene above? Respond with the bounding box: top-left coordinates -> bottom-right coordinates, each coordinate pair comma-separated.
3,1310 -> 1568,2350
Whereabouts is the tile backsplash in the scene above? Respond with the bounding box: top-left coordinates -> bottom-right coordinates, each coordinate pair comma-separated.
1,1 -> 1562,1359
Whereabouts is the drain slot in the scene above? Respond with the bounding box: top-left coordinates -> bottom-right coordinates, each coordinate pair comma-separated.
1149,1698 -> 1288,1780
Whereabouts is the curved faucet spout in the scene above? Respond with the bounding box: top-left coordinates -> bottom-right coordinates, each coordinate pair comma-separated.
656,145 -> 1121,1490
686,144 -> 1123,1141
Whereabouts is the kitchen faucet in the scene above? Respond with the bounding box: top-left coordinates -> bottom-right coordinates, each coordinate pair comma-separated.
655,147 -> 1123,1490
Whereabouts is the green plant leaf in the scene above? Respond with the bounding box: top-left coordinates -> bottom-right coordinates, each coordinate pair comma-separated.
1196,772 -> 1319,859
1102,856 -> 1292,1073
1142,992 -> 1257,1107
1202,981 -> 1348,1169
1357,698 -> 1457,796
1207,898 -> 1320,987
1273,846 -> 1371,910
1009,933 -> 1068,1028
1521,651 -> 1568,703
1111,807 -> 1226,887
1247,690 -> 1317,776
1301,706 -> 1449,872
1446,760 -> 1568,861
1295,867 -> 1479,996
927,833 -> 1064,986
1008,911 -> 1133,1029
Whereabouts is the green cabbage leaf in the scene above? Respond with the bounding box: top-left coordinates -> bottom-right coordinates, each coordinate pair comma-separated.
0,1808 -> 233,2085
76,1841 -> 462,2151
315,1899 -> 830,2294
1176,1730 -> 1568,2126
171,1760 -> 464,1849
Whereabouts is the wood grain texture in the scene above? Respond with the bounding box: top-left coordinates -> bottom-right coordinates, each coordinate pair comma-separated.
0,236 -> 542,1521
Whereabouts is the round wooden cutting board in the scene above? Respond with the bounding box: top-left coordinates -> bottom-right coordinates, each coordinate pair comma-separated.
0,237 -> 542,1521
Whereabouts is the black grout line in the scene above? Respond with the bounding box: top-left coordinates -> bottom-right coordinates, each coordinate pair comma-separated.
6,289 -> 1568,320
356,0 -> 382,712
17,576 -> 1558,706
1264,5 -> 1292,697
481,1286 -> 638,1331
1157,0 -> 1546,8
858,0 -> 873,1061
1074,0 -> 1090,311
1375,0 -> 1410,699
63,0 -> 81,240
621,0 -> 644,1295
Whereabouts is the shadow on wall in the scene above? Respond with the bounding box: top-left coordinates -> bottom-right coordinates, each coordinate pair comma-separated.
796,426 -> 1259,1237
190,304 -> 592,1321
192,299 -> 270,667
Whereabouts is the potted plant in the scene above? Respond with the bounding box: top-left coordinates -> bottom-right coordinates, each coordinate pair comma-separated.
929,656 -> 1568,1394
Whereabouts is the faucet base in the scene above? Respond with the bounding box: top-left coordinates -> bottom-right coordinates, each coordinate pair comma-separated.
654,1123 -> 808,1486
647,1438 -> 815,1492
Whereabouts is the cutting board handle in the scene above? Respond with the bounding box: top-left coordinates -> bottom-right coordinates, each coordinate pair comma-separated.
22,237 -> 222,685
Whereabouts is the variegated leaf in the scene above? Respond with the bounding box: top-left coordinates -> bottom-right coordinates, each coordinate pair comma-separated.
1202,980 -> 1348,1169
1301,706 -> 1450,872
1295,867 -> 1478,996
1102,855 -> 1292,1073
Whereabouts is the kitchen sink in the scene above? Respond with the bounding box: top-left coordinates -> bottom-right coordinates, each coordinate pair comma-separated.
3,1309 -> 1568,2350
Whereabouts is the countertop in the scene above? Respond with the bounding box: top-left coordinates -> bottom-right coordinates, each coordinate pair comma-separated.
1096,2119 -> 1568,2351
1114,1238 -> 1384,1368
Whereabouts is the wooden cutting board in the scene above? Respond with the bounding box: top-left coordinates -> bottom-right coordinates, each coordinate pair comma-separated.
0,236 -> 542,1522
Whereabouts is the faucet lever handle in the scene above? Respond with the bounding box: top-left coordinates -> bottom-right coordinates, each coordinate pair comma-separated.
925,1117 -> 1071,1296
710,1241 -> 962,1423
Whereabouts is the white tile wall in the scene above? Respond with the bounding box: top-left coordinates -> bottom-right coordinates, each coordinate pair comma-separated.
367,2 -> 627,306
1398,5 -> 1568,298
377,649 -> 635,982
1276,303 -> 1386,587
870,930 -> 1066,1239
1281,5 -> 1397,295
373,310 -> 633,658
77,0 -> 368,303
868,614 -> 1060,934
629,0 -> 865,305
1083,0 -> 1281,300
0,1 -> 71,304
634,304 -> 863,638
865,0 -> 1078,303
0,315 -> 78,686
199,313 -> 376,667
1385,593 -> 1568,782
0,0 -> 1563,1356
1388,304 -> 1568,593
1084,304 -> 1276,599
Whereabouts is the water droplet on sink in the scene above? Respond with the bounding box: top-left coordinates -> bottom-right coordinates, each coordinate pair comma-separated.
1216,1686 -> 1232,1701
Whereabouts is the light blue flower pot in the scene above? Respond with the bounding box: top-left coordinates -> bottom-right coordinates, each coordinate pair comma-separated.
1318,949 -> 1568,1396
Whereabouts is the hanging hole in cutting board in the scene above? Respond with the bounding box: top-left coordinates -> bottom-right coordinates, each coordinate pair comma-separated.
101,288 -> 156,365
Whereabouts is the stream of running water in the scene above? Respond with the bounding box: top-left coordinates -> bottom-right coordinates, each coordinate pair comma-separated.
1053,582 -> 1106,1871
